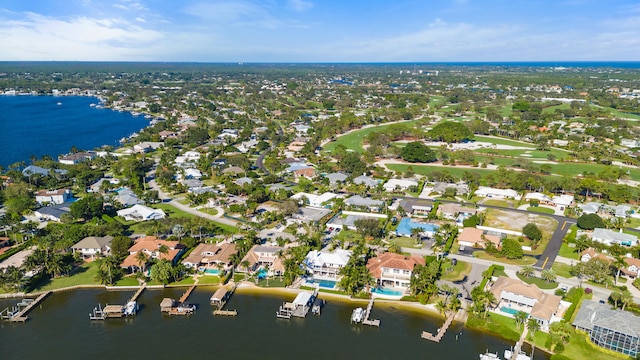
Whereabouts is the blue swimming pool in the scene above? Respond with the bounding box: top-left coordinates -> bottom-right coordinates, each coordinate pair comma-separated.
500,306 -> 521,315
257,269 -> 268,279
371,287 -> 403,296
307,279 -> 337,289
201,268 -> 220,275
395,217 -> 439,237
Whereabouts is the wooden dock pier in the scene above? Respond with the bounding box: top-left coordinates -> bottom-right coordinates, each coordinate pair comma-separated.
421,311 -> 455,342
0,291 -> 51,323
179,284 -> 197,304
361,298 -> 381,327
128,284 -> 146,303
161,283 -> 198,316
211,283 -> 238,316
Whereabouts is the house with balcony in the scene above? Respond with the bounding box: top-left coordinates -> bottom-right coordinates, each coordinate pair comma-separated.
366,252 -> 425,290
182,242 -> 238,270
303,247 -> 352,281
71,236 -> 114,260
120,236 -> 185,272
237,245 -> 285,276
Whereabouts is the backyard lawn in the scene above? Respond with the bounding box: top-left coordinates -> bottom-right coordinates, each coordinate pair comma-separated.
558,242 -> 580,260
551,263 -> 574,279
516,273 -> 558,290
32,262 -> 100,292
441,259 -> 471,282
465,313 -> 521,342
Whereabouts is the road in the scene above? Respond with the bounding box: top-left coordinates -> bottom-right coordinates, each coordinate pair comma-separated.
534,219 -> 575,269
256,121 -> 283,174
146,167 -> 239,228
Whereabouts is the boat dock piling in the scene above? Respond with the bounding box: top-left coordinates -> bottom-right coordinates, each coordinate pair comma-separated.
0,291 -> 51,323
421,311 -> 455,342
161,283 -> 198,316
212,283 -> 238,316
361,298 -> 380,327
276,288 -> 319,319
179,284 -> 197,304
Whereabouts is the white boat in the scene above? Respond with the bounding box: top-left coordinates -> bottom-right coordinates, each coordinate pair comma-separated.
124,301 -> 138,316
144,115 -> 153,119
479,351 -> 501,360
57,102 -> 62,106
89,103 -> 96,107
351,307 -> 364,323
504,349 -> 531,360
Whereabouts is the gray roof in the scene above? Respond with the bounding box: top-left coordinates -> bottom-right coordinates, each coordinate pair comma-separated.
235,177 -> 254,186
353,175 -> 379,187
22,165 -> 68,177
35,203 -> 71,219
344,195 -> 383,208
573,300 -> 640,337
592,228 -> 638,245
296,206 -> 331,222
324,172 -> 349,184
72,236 -> 114,250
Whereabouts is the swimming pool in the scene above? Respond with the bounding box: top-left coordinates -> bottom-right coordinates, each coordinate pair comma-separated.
307,279 -> 337,289
395,217 -> 439,237
201,268 -> 220,276
500,306 -> 522,316
257,269 -> 268,279
371,287 -> 403,296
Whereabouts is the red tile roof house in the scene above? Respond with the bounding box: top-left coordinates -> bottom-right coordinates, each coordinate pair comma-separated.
293,167 -> 316,179
181,243 -> 238,270
366,252 -> 425,291
120,236 -> 185,273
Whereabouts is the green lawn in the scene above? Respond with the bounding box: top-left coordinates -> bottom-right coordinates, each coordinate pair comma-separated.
391,236 -> 423,248
169,277 -> 196,286
335,229 -> 365,243
474,251 -> 537,266
32,262 -> 100,292
527,206 -> 556,214
115,277 -> 140,286
324,120 -> 420,154
516,273 -> 558,289
558,242 -> 580,260
199,208 -> 218,216
385,164 -> 495,179
474,135 -> 535,147
256,277 -> 286,288
151,204 -> 197,219
551,263 -> 574,278
441,259 -> 471,282
465,313 -> 521,342
483,199 -> 514,207
197,276 -> 221,285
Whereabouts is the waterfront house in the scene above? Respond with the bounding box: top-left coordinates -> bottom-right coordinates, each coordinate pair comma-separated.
58,152 -> 96,165
304,247 -> 352,281
457,227 -> 502,249
490,276 -> 566,330
35,188 -> 72,205
121,236 -> 185,272
237,245 -> 285,275
591,228 -> 638,247
116,204 -> 166,222
182,243 -> 238,270
71,236 -> 114,260
366,252 -> 425,290
573,300 -> 640,357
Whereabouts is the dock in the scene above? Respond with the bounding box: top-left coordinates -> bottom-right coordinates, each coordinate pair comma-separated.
355,298 -> 380,327
161,284 -> 198,316
1,291 -> 51,323
276,288 -> 318,319
128,284 -> 146,303
88,286 -> 144,320
421,311 -> 455,342
211,283 -> 238,316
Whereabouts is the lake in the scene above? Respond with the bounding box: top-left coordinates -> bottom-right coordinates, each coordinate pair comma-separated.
0,96 -> 148,167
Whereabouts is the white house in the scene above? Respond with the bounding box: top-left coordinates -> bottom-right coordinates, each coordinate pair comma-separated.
35,189 -> 72,205
524,192 -> 552,204
383,178 -> 419,192
591,228 -> 638,247
71,236 -> 114,260
304,248 -> 352,280
291,192 -> 339,208
117,204 -> 166,222
551,195 -> 574,210
475,186 -> 521,200
366,252 -> 425,290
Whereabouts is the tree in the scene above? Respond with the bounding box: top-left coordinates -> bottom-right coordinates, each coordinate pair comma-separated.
522,223 -> 542,242
573,257 -> 613,285
428,121 -> 474,143
527,317 -> 540,338
577,213 -> 605,230
621,290 -> 633,311
541,269 -> 557,283
514,310 -> 528,329
549,321 -> 572,350
70,195 -> 104,220
501,238 -> 523,259
435,299 -> 448,317
150,259 -> 173,285
353,217 -> 381,239
135,251 -> 149,273
110,236 -> 133,261
574,234 -> 592,254
278,200 -> 299,217
400,142 -> 437,163
519,265 -> 535,278
341,152 -> 367,175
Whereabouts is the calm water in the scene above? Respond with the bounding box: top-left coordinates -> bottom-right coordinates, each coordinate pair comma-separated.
0,288 -> 548,360
0,96 -> 148,167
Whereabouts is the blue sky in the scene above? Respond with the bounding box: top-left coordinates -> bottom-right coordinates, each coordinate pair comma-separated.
1,0 -> 639,62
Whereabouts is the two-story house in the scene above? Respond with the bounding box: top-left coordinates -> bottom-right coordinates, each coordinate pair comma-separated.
304,247 -> 352,281
121,236 -> 185,272
366,252 -> 425,290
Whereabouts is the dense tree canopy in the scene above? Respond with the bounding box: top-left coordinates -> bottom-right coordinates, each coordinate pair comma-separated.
428,122 -> 474,143
522,223 -> 542,242
400,141 -> 437,163
577,213 -> 605,230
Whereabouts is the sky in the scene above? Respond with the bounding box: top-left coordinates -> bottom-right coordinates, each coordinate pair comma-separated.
0,0 -> 639,62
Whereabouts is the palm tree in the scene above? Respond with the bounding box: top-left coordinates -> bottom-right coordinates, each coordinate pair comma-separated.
621,290 -> 633,311
540,269 -> 557,283
613,256 -> 626,284
157,245 -> 169,260
240,260 -> 251,280
135,252 -> 149,273
519,265 -> 535,278
435,299 -> 448,318
514,311 -> 528,329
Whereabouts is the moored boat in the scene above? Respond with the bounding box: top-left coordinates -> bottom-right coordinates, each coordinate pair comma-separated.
351,307 -> 364,323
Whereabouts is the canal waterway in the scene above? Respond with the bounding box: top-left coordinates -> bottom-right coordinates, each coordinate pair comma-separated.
0,288 -> 548,360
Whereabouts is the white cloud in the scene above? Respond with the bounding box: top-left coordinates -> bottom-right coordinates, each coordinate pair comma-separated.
183,1 -> 263,22
288,0 -> 313,12
0,12 -> 164,60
